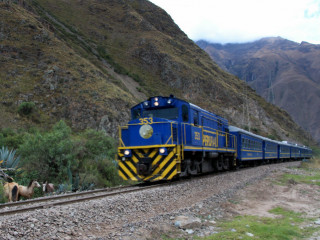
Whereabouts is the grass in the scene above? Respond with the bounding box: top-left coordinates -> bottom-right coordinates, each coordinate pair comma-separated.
280,173 -> 320,186
277,158 -> 320,186
198,160 -> 320,240
201,207 -> 317,240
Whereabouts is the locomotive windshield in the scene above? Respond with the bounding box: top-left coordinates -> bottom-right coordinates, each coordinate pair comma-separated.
142,108 -> 179,120
132,107 -> 179,120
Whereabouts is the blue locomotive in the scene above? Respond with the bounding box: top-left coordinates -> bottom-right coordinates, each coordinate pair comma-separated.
117,96 -> 312,182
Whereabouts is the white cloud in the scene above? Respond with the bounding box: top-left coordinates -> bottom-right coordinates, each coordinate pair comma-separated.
149,0 -> 320,44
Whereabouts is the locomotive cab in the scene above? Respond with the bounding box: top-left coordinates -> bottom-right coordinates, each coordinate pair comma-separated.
118,96 -> 188,181
117,95 -> 237,182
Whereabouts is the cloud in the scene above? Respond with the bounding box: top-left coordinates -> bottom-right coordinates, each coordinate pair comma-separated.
304,0 -> 320,18
149,0 -> 320,44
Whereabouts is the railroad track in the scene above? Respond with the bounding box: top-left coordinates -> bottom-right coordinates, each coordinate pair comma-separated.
0,183 -> 163,216
0,161 -> 300,217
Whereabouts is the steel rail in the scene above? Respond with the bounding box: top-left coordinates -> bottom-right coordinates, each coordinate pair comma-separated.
0,184 -> 160,216
0,185 -> 136,209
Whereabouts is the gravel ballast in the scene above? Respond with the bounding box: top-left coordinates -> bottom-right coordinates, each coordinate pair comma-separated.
0,162 -> 300,239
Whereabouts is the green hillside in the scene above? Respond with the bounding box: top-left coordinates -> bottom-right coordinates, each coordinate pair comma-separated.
0,0 -> 315,146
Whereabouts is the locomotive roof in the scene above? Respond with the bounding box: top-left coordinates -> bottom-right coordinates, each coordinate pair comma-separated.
189,103 -> 228,123
132,96 -> 228,123
229,126 -> 281,144
229,126 -> 311,149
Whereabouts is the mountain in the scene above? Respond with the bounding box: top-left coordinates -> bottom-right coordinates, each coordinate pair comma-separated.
0,1 -> 314,146
197,37 -> 320,143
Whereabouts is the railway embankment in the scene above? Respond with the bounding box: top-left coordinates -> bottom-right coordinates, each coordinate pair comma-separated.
1,161 -> 319,239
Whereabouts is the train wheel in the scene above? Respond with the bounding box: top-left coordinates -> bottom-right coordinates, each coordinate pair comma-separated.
180,162 -> 188,177
214,158 -> 223,171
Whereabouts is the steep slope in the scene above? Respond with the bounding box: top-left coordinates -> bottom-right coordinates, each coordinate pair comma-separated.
197,37 -> 320,143
0,1 -> 314,146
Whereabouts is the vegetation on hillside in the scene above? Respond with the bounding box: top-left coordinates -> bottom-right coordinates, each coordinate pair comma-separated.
0,121 -> 124,202
0,1 -> 316,150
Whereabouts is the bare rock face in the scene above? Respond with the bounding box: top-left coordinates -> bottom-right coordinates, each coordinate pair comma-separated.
0,2 -> 312,145
197,38 -> 320,143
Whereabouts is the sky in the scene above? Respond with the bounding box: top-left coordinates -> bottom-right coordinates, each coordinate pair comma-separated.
149,0 -> 320,44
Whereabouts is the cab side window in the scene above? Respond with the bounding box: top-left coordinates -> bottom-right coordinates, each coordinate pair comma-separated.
182,105 -> 189,122
193,111 -> 199,126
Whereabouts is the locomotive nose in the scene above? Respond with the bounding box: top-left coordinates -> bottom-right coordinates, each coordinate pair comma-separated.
137,163 -> 153,176
137,157 -> 153,175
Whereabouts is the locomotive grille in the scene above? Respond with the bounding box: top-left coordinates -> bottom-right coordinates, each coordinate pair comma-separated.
118,146 -> 178,181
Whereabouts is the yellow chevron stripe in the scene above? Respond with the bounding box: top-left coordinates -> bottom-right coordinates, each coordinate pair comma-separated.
131,155 -> 139,164
167,169 -> 178,180
118,170 -> 128,180
149,149 -> 158,159
161,160 -> 176,178
151,175 -> 164,181
126,160 -> 138,174
144,152 -> 175,181
158,151 -> 174,169
119,162 -> 137,181
152,154 -> 164,166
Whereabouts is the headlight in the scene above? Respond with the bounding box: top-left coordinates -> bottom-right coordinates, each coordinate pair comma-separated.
139,125 -> 153,139
124,149 -> 131,157
154,101 -> 159,106
167,99 -> 172,104
159,147 -> 167,155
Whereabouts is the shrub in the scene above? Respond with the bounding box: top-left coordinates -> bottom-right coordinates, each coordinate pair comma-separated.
0,128 -> 25,149
18,120 -> 120,189
18,120 -> 77,182
18,102 -> 36,115
0,181 -> 7,203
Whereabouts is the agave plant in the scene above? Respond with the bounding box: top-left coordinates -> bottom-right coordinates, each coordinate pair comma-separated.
0,146 -> 20,169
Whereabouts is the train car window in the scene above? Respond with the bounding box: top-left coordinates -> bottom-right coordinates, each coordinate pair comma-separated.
142,108 -> 179,120
182,105 -> 189,122
193,111 -> 199,126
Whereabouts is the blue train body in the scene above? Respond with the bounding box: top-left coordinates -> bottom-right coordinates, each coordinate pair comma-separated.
117,96 -> 312,182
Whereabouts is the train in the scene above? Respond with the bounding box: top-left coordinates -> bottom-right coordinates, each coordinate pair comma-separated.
117,95 -> 312,182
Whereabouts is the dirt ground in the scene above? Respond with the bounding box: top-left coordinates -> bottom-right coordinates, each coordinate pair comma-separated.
170,165 -> 320,239
225,171 -> 320,219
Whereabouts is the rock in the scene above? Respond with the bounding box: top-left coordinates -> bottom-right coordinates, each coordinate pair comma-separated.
174,216 -> 201,229
246,232 -> 254,237
185,229 -> 194,234
314,219 -> 320,225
